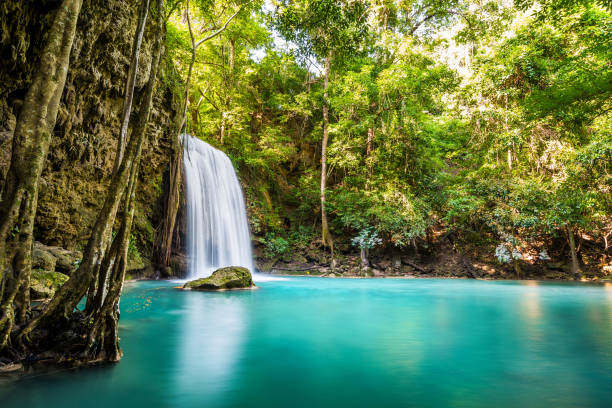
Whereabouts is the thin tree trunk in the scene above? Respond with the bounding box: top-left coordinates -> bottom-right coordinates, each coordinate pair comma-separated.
153,146 -> 182,268
507,149 -> 512,170
509,231 -> 520,279
366,126 -> 374,189
229,38 -> 235,76
0,0 -> 83,350
86,0 -> 150,314
567,226 -> 581,278
154,2 -> 242,268
85,2 -> 164,360
152,1 -> 197,269
112,0 -> 150,176
504,95 -> 512,171
320,55 -> 333,255
360,247 -> 369,268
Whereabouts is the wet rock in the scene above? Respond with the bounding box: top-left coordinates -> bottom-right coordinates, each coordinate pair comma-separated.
372,268 -> 385,277
183,266 -> 255,291
47,246 -> 82,275
169,254 -> 188,278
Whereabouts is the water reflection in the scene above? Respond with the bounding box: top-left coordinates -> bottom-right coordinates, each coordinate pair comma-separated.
173,293 -> 247,405
521,281 -> 542,323
602,282 -> 612,327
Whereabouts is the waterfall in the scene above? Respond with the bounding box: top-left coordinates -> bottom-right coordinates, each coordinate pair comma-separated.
183,134 -> 254,278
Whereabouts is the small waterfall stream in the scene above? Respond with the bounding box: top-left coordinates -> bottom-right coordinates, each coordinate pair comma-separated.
182,134 -> 254,278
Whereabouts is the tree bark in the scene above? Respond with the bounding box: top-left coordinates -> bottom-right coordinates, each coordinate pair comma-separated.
153,144 -> 183,268
85,143 -> 140,361
84,0 -> 165,361
152,1 -> 198,269
366,126 -> 374,188
0,0 -> 83,350
360,247 -> 369,268
320,55 -> 333,255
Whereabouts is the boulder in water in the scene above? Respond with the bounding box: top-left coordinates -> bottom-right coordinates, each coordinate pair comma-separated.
183,267 -> 255,291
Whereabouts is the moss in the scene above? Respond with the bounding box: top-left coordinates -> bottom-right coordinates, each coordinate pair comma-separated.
183,267 -> 255,290
127,232 -> 145,271
30,269 -> 69,299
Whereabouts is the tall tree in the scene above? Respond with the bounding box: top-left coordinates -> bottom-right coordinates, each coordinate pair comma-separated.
273,0 -> 370,255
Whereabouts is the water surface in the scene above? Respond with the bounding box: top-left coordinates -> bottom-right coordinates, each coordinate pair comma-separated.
2,278 -> 612,407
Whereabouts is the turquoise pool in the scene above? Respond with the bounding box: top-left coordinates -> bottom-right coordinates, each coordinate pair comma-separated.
2,277 -> 612,407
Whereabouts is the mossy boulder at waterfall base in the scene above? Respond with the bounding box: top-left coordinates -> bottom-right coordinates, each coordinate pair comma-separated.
183,267 -> 255,291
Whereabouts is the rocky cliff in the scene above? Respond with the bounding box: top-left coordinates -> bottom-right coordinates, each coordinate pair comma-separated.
0,0 -> 179,270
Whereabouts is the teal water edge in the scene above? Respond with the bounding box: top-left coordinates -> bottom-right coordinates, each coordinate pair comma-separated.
2,278 -> 611,408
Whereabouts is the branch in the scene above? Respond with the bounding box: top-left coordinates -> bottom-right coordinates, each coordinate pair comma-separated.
408,13 -> 436,36
165,1 -> 180,20
194,5 -> 245,48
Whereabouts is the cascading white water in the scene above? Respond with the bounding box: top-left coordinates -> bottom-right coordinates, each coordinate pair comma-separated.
182,134 -> 254,278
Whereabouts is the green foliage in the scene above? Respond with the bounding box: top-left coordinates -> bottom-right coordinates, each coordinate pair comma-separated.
162,0 -> 611,264
260,233 -> 290,258
289,225 -> 314,249
272,0 -> 370,64
128,233 -> 143,267
351,227 -> 382,250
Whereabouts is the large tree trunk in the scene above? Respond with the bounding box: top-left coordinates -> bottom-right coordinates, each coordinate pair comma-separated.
320,55 -> 333,255
0,0 -> 83,350
19,0 -> 154,342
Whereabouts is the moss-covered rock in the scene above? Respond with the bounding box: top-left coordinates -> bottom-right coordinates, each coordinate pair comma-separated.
183,267 -> 255,291
31,241 -> 82,275
32,245 -> 57,271
30,270 -> 69,300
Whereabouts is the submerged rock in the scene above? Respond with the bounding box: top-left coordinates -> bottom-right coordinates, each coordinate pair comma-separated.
30,270 -> 69,300
183,266 -> 255,291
